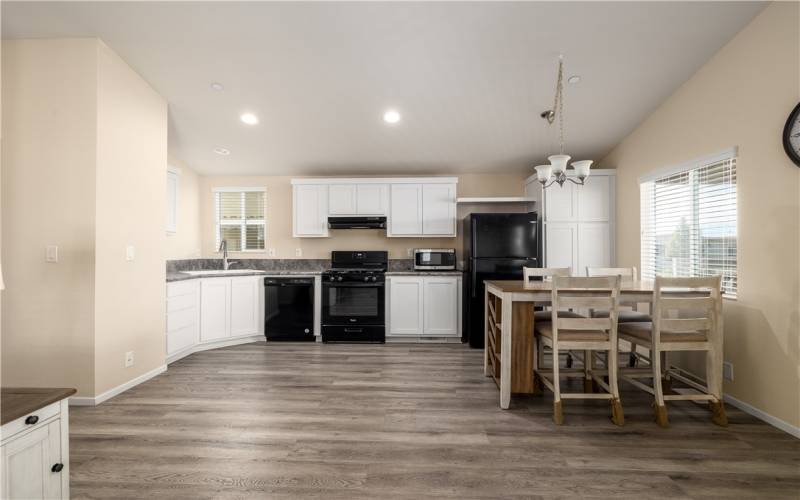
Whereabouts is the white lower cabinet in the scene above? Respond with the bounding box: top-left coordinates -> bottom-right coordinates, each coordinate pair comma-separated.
388,275 -> 462,339
200,278 -> 232,342
166,280 -> 200,355
1,401 -> 70,500
229,277 -> 260,337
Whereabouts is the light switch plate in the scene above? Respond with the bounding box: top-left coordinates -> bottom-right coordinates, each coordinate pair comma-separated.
125,351 -> 134,368
295,248 -> 303,257
723,361 -> 734,381
46,245 -> 59,263
126,245 -> 135,261
268,248 -> 277,257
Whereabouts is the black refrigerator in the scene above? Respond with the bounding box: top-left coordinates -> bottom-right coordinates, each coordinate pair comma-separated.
462,212 -> 541,348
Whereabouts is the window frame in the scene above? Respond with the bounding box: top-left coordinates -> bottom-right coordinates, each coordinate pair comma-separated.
213,187 -> 267,253
639,148 -> 738,299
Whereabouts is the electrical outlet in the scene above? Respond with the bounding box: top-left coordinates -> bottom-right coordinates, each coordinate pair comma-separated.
46,245 -> 59,263
407,248 -> 413,257
126,245 -> 136,261
125,351 -> 135,368
268,248 -> 277,257
295,248 -> 303,257
723,361 -> 734,381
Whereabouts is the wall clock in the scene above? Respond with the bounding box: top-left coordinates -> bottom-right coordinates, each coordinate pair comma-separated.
783,102 -> 800,167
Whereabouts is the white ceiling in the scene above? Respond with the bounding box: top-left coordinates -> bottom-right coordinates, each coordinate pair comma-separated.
2,1 -> 764,176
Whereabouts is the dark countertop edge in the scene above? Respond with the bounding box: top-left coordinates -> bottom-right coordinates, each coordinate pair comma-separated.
1,387 -> 77,425
167,271 -> 323,282
385,271 -> 464,276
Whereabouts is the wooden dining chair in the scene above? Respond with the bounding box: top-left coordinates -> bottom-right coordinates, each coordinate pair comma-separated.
523,267 -> 578,322
533,275 -> 624,426
618,276 -> 726,428
586,267 -> 650,368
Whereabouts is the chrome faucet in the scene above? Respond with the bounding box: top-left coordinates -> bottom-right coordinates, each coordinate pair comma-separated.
218,240 -> 238,270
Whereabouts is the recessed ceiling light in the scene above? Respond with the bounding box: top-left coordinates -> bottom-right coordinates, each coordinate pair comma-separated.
210,82 -> 224,91
568,75 -> 581,84
383,109 -> 401,124
213,147 -> 230,155
240,112 -> 259,125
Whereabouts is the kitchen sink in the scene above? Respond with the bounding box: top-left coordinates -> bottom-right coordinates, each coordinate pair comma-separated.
182,269 -> 266,276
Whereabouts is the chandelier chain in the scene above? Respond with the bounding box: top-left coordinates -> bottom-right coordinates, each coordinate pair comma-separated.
552,57 -> 565,155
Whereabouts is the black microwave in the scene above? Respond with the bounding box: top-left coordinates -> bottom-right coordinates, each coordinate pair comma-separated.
413,249 -> 457,271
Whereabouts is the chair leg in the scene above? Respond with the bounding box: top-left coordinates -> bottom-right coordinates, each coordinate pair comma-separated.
532,336 -> 542,396
628,342 -> 638,367
652,348 -> 668,428
608,346 -> 624,426
706,348 -> 728,427
552,346 -> 564,425
710,401 -> 728,427
583,349 -> 594,393
566,353 -> 573,368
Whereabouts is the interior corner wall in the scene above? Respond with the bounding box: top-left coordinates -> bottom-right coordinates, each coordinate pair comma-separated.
600,2 -> 800,429
94,40 -> 167,395
1,39 -> 98,396
166,154 -> 201,260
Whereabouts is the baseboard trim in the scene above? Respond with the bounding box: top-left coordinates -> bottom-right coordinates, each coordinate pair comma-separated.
724,394 -> 800,439
167,335 -> 264,365
386,336 -> 462,344
69,364 -> 168,407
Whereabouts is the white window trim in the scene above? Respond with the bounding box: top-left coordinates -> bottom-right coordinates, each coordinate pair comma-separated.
640,149 -> 739,299
213,187 -> 267,253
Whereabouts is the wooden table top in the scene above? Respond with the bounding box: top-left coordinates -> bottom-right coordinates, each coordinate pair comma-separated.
485,279 -> 657,294
1,387 -> 77,425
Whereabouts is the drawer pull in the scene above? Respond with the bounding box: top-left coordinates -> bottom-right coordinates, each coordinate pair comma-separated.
25,415 -> 39,425
51,463 -> 64,473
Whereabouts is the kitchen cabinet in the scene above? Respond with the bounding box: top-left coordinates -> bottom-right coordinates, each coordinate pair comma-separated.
166,280 -> 200,356
1,397 -> 71,500
388,184 -> 423,236
166,168 -> 178,233
293,184 -> 329,237
388,275 -> 462,339
328,183 -> 387,216
527,169 -> 615,271
230,276 -> 260,337
421,184 -> 456,236
200,278 -> 231,342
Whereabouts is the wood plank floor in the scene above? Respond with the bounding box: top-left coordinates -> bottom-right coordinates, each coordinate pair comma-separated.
70,343 -> 800,499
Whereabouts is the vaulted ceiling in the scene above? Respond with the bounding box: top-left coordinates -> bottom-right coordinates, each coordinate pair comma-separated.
2,1 -> 764,175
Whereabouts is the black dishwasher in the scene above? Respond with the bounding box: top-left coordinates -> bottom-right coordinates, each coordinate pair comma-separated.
264,277 -> 315,341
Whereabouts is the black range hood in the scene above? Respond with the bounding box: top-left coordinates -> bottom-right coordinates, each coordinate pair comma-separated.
328,216 -> 387,229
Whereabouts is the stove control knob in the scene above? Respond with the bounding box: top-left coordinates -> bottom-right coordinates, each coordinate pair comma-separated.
372,276 -> 378,282
364,276 -> 370,282
337,276 -> 343,282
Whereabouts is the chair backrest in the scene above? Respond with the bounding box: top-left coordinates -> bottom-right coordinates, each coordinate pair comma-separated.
586,267 -> 638,284
653,276 -> 721,343
550,275 -> 621,341
524,267 -> 571,282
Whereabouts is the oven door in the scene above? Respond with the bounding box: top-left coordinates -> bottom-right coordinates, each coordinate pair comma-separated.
322,282 -> 385,326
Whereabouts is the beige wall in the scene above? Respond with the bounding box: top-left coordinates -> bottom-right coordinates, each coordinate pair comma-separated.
166,155 -> 201,260
600,2 -> 800,428
199,173 -> 529,260
94,41 -> 167,395
1,39 -> 98,395
2,38 -> 168,398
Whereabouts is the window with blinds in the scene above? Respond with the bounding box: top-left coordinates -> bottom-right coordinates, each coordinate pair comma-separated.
640,150 -> 737,297
214,188 -> 266,252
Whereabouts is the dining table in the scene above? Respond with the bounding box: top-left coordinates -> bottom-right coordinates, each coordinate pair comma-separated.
483,279 -> 667,409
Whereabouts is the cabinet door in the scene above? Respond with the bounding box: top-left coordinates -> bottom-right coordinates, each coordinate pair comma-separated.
545,222 -> 578,272
388,184 -> 423,236
293,185 -> 329,237
578,223 -> 611,273
422,277 -> 459,336
166,170 -> 178,233
1,420 -> 62,500
388,277 -> 423,335
577,175 -> 610,222
422,184 -> 456,236
545,181 -> 577,222
356,184 -> 387,215
200,279 -> 230,342
230,277 -> 260,337
328,184 -> 357,215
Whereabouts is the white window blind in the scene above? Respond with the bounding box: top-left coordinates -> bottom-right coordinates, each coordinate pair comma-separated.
214,188 -> 266,252
640,152 -> 737,297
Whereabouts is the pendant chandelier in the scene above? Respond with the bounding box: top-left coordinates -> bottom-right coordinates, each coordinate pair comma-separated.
535,55 -> 592,188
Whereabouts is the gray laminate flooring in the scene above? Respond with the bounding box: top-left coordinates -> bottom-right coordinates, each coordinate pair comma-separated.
70,342 -> 800,499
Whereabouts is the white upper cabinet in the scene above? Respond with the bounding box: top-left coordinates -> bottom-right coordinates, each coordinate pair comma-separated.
328,184 -> 357,215
422,183 -> 456,236
388,184 -> 423,235
166,168 -> 179,233
356,184 -> 387,215
293,184 -> 329,237
577,175 -> 610,222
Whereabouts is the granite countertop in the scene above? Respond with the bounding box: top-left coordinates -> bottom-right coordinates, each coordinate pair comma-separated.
1,387 -> 77,425
385,270 -> 463,276
167,270 -> 322,282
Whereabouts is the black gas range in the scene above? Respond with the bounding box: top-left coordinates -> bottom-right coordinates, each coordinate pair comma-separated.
321,251 -> 387,343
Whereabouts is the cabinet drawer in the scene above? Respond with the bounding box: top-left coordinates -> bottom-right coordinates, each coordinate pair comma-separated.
167,324 -> 198,355
167,292 -> 197,314
0,401 -> 60,443
167,307 -> 197,333
167,280 -> 198,298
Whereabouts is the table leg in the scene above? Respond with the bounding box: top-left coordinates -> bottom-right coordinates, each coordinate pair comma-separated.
500,292 -> 513,409
484,287 -> 490,377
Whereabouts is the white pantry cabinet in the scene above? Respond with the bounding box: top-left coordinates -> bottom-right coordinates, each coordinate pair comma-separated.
526,169 -> 615,273
1,400 -> 70,500
293,184 -> 329,237
388,275 -> 462,339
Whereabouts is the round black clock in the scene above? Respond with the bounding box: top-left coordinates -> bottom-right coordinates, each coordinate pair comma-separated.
783,102 -> 800,167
